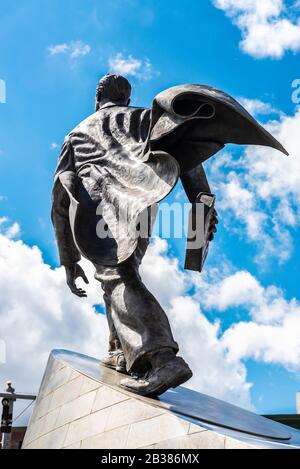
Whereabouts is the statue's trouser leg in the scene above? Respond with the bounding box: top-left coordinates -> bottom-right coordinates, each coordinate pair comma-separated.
94,238 -> 179,373
102,293 -> 122,353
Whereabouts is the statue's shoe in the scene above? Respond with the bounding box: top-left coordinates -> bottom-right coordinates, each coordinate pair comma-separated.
120,356 -> 193,397
101,351 -> 128,374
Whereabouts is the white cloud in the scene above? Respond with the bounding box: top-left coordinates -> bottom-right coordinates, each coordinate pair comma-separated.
50,143 -> 59,150
242,108 -> 300,261
202,270 -> 264,312
243,109 -> 300,205
238,97 -> 278,116
208,107 -> 300,264
48,44 -> 69,55
218,172 -> 268,240
48,41 -> 91,60
0,230 -> 108,424
190,266 -> 300,374
0,79 -> 6,104
212,0 -> 300,58
0,217 -> 21,239
108,53 -> 154,80
143,240 -> 300,398
200,270 -> 297,324
141,238 -> 252,408
223,312 -> 300,371
168,296 -> 252,407
141,238 -> 188,306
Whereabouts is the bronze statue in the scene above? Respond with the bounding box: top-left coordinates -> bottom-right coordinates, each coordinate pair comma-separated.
52,74 -> 287,397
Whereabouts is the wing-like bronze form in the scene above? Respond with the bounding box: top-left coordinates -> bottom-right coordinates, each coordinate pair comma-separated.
147,84 -> 288,169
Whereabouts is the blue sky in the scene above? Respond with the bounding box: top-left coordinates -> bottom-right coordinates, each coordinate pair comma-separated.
1,0 -> 300,418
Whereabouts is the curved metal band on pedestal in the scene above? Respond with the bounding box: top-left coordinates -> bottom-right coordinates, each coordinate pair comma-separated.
22,350 -> 300,449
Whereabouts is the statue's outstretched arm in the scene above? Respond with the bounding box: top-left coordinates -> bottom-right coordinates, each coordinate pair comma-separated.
181,162 -> 218,251
180,162 -> 211,203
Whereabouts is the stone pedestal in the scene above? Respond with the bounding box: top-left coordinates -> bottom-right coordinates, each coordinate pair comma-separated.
22,350 -> 300,449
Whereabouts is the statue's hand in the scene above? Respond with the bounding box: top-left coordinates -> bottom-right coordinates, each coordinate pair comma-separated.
208,209 -> 219,242
65,263 -> 89,298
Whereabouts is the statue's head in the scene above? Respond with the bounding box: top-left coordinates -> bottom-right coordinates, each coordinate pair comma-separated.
95,73 -> 132,111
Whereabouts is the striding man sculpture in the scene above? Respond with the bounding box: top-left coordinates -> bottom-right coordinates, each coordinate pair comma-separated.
52,74 -> 287,397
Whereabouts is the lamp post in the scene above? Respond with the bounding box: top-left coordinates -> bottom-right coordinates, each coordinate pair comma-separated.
0,382 -> 36,449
